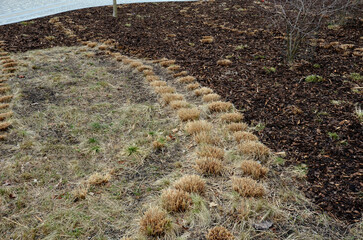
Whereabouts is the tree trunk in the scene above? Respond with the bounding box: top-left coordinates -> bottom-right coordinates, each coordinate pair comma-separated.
113,0 -> 118,18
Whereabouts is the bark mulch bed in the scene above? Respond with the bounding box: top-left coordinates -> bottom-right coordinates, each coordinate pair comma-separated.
0,0 -> 362,223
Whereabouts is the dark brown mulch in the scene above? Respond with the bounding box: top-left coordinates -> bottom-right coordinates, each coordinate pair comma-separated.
0,0 -> 362,223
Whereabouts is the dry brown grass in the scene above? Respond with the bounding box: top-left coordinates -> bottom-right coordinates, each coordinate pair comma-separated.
0,56 -> 10,61
186,83 -> 200,92
150,81 -> 167,87
161,188 -> 192,212
0,121 -> 11,130
2,68 -> 16,73
238,141 -> 270,160
71,187 -> 88,201
177,108 -> 200,121
217,59 -> 232,66
152,58 -> 168,63
0,104 -> 9,110
241,160 -> 268,179
87,172 -> 111,185
195,158 -> 223,175
0,134 -> 6,140
234,131 -> 258,143
2,62 -> 17,68
185,120 -> 212,135
130,61 -> 143,68
206,226 -> 234,240
146,75 -> 160,82
1,59 -> 14,64
140,207 -> 171,237
169,100 -> 189,109
177,76 -> 196,84
0,87 -> 10,93
167,65 -> 181,72
162,93 -> 184,104
202,93 -> 221,102
0,79 -> 7,83
0,52 -> 9,56
208,101 -> 232,112
173,71 -> 188,78
0,111 -> 13,121
152,140 -> 165,150
122,58 -> 133,64
195,87 -> 213,96
143,69 -> 155,76
194,131 -> 221,145
220,112 -> 243,122
174,175 -> 206,194
87,42 -> 97,48
0,83 -> 9,87
197,145 -> 224,159
160,60 -> 176,67
232,177 -> 265,197
0,95 -> 12,103
98,45 -> 108,50
137,65 -> 152,72
227,122 -> 248,132
201,36 -> 214,44
155,86 -> 176,94
115,56 -> 125,62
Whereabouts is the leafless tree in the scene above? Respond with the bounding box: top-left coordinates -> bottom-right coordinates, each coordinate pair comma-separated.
113,0 -> 118,18
267,0 -> 358,63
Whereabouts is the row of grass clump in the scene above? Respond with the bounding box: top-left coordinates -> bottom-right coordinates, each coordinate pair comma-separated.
0,41 -> 16,140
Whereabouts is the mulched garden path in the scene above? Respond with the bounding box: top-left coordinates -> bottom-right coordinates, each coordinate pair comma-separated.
1,0 -> 362,223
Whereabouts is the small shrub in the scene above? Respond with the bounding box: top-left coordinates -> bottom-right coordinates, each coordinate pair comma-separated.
162,93 -> 184,104
202,93 -> 221,102
208,101 -> 232,112
195,87 -> 213,96
186,82 -> 200,90
197,145 -> 224,160
227,122 -> 248,132
140,207 -> 171,236
177,108 -> 200,121
220,112 -> 243,122
185,120 -> 212,134
305,74 -> 323,83
87,172 -> 111,185
240,160 -> 268,179
217,59 -> 232,66
174,175 -> 206,194
238,141 -> 270,160
178,76 -> 196,84
195,158 -> 223,175
234,131 -> 258,143
232,177 -> 265,197
161,188 -> 192,212
206,226 -> 234,240
170,100 -> 189,109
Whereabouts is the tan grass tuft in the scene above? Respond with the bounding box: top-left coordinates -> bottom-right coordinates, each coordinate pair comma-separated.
1,59 -> 14,64
195,158 -> 223,175
122,58 -> 133,64
185,120 -> 212,134
137,65 -> 152,72
98,45 -> 108,50
152,140 -> 165,150
143,69 -> 155,76
152,58 -> 168,63
232,177 -> 265,197
170,100 -> 189,109
130,61 -> 143,68
197,145 -> 224,159
162,93 -> 184,104
186,82 -> 200,90
220,112 -> 243,122
0,95 -> 13,103
202,93 -> 221,102
217,59 -> 232,66
160,60 -> 176,67
227,122 -> 248,132
2,68 -> 16,73
208,101 -> 232,112
146,75 -> 160,82
0,122 -> 11,130
206,226 -> 234,240
155,86 -> 176,94
241,160 -> 268,179
194,131 -> 220,145
0,111 -> 13,121
85,52 -> 95,58
0,104 -> 10,110
173,71 -> 188,78
0,56 -> 10,61
0,134 -> 6,140
201,36 -> 214,44
234,131 -> 258,143
177,76 -> 196,83
0,87 -> 10,93
87,172 -> 111,185
0,52 -> 9,56
167,65 -> 181,72
115,56 -> 125,61
140,207 -> 171,236
174,175 -> 205,194
238,141 -> 270,160
177,108 -> 200,121
161,188 -> 192,212
87,42 -> 97,48
195,87 -> 213,96
2,62 -> 17,68
72,187 -> 88,201
150,81 -> 167,87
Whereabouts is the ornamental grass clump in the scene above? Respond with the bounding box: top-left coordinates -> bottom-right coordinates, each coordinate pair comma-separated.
220,112 -> 243,122
195,87 -> 213,96
146,75 -> 160,82
194,131 -> 221,145
185,120 -> 212,135
232,177 -> 265,197
0,104 -> 9,110
203,93 -> 221,102
160,60 -> 176,67
162,93 -> 184,104
143,69 -> 155,76
197,145 -> 224,160
87,172 -> 111,185
178,76 -> 196,84
208,101 -> 232,112
217,59 -> 232,66
195,157 -> 223,175
177,108 -> 200,121
167,65 -> 181,72
140,207 -> 171,237
174,175 -> 205,194
186,82 -> 200,90
155,86 -> 176,94
161,188 -> 192,212
0,122 -> 11,130
130,61 -> 143,68
206,226 -> 234,240
227,122 -> 248,132
241,160 -> 268,179
3,62 -> 17,68
174,71 -> 188,78
170,100 -> 189,109
238,141 -> 270,160
137,65 -> 153,72
0,111 -> 12,121
0,95 -> 13,103
150,81 -> 167,87
234,131 -> 258,143
0,87 -> 10,93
